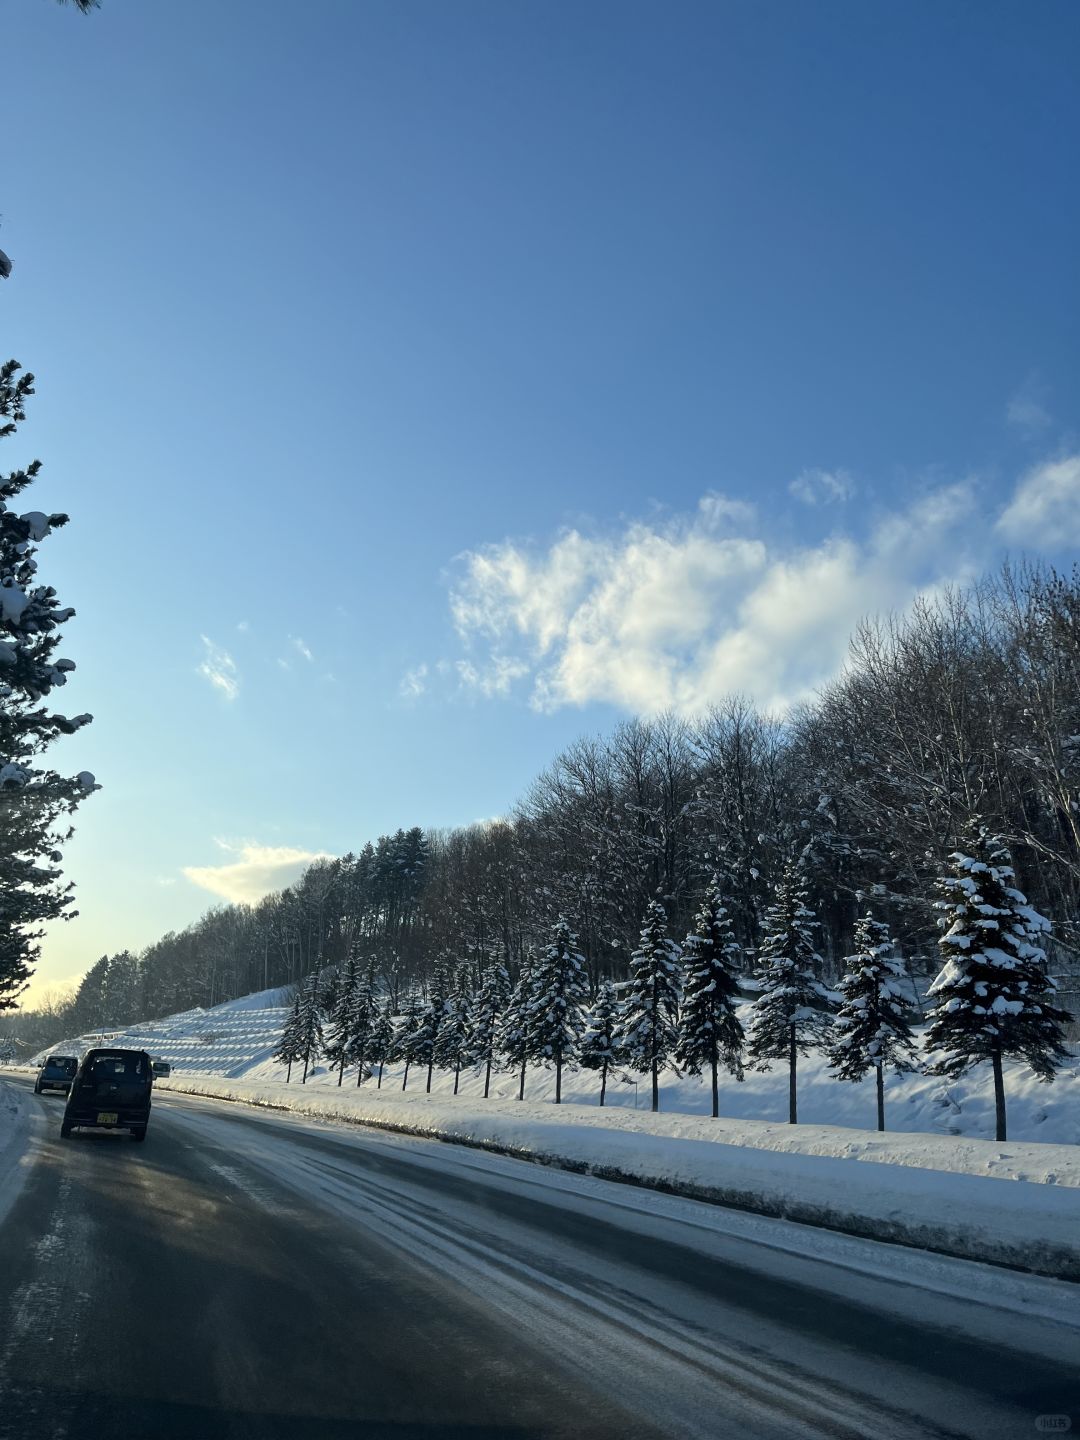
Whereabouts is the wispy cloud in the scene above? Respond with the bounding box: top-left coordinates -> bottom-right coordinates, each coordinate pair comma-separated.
183,842 -> 333,904
400,663 -> 428,699
996,455 -> 1080,549
1006,377 -> 1052,435
197,635 -> 239,701
789,468 -> 856,505
291,635 -> 314,663
447,481 -> 994,716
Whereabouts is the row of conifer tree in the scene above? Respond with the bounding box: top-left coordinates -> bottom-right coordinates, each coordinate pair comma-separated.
276,822 -> 1071,1140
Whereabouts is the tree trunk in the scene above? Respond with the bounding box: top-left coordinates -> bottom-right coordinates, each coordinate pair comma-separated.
992,1047 -> 1007,1142
453,1060 -> 461,1096
555,1055 -> 562,1105
651,1057 -> 659,1113
599,1060 -> 607,1108
337,1052 -> 345,1087
484,1051 -> 492,1099
377,1061 -> 384,1090
710,1054 -> 719,1120
355,1046 -> 365,1087
286,1059 -> 292,1083
401,1059 -> 410,1092
875,1062 -> 885,1133
426,1057 -> 434,1094
302,1054 -> 309,1085
788,1027 -> 797,1125
518,1058 -> 526,1102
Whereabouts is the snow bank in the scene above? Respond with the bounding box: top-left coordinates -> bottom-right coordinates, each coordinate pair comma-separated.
157,1074 -> 1080,1280
0,1079 -> 32,1228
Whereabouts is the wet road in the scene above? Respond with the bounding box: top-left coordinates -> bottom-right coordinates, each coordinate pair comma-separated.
0,1076 -> 1076,1440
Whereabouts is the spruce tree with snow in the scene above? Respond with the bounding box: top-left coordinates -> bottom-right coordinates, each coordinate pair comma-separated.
675,879 -> 745,1119
368,995 -> 394,1089
526,917 -> 588,1104
0,361 -> 97,1010
274,989 -> 304,1083
925,823 -> 1071,1142
618,900 -> 681,1112
746,861 -> 832,1124
578,979 -> 620,1107
349,960 -> 379,1087
296,971 -> 324,1083
469,959 -> 511,1098
324,952 -> 359,1085
828,912 -> 917,1132
421,956 -> 451,1093
498,952 -> 538,1102
396,988 -> 424,1091
433,962 -> 474,1094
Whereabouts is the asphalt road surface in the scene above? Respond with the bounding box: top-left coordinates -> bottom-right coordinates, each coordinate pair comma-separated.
0,1076 -> 1076,1440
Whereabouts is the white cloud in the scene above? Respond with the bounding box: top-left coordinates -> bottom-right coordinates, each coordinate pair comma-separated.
183,842 -> 333,905
291,635 -> 314,662
789,468 -> 856,505
197,636 -> 239,701
996,455 -> 1080,549
1006,379 -> 1052,434
449,484 -> 984,716
400,663 -> 428,698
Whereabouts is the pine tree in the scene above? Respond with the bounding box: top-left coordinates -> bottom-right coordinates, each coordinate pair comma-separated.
295,971 -> 324,1084
747,861 -> 832,1124
925,824 -> 1072,1142
498,952 -> 538,1102
396,988 -> 424,1091
274,988 -> 304,1083
618,900 -> 681,1112
421,956 -> 451,1093
828,912 -> 917,1131
0,361 -> 96,1010
324,952 -> 360,1086
433,962 -> 474,1094
526,917 -> 588,1104
675,879 -> 745,1118
350,960 -> 379,1087
469,959 -> 511,1099
368,996 -> 394,1089
578,979 -> 620,1107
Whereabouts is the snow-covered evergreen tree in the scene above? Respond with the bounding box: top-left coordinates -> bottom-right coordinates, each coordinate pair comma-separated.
618,900 -> 681,1112
396,988 -> 424,1091
526,917 -> 588,1104
746,861 -> 832,1124
498,952 -> 538,1102
348,960 -> 379,1087
433,962 -> 473,1094
295,970 -> 324,1083
675,879 -> 745,1118
578,979 -> 620,1107
0,360 -> 97,1009
368,995 -> 394,1089
925,823 -> 1072,1141
324,952 -> 359,1085
828,912 -> 917,1131
274,988 -> 304,1083
469,959 -> 511,1098
420,956 -> 451,1093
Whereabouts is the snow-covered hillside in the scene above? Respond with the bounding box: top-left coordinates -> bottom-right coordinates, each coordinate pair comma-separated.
27,986 -> 1080,1147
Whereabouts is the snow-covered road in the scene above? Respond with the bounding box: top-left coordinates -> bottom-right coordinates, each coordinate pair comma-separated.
0,1077 -> 1076,1440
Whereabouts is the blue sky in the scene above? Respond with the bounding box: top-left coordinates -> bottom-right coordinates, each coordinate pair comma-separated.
4,0 -> 1078,999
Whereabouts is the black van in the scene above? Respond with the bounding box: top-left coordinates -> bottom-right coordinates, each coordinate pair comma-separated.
61,1048 -> 153,1142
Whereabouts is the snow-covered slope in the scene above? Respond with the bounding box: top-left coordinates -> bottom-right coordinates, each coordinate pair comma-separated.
26,986 -> 1080,1145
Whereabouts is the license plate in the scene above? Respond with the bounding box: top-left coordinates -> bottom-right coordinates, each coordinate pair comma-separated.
96,1111 -> 118,1125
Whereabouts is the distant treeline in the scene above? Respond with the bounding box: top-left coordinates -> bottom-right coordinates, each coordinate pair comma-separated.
6,560 -> 1080,1055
